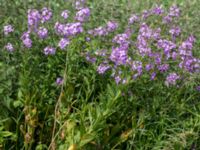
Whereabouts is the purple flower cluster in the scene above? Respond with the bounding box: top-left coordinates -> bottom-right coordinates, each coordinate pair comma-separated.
37,27 -> 48,39
142,10 -> 152,19
41,7 -> 53,23
158,64 -> 169,72
21,7 -> 53,49
169,5 -> 180,17
21,31 -> 32,48
88,21 -> 118,36
169,26 -> 181,37
28,9 -> 41,29
75,7 -> 90,22
4,43 -> 14,52
140,5 -> 164,20
137,23 -> 152,56
152,6 -> 164,15
58,38 -> 70,50
4,25 -> 14,35
178,36 -> 200,72
97,64 -> 110,74
55,22 -> 83,37
110,30 -> 131,66
110,46 -> 128,65
165,73 -> 180,86
157,39 -> 176,59
163,5 -> 180,23
2,3 -> 199,89
88,26 -> 106,36
106,21 -> 118,32
131,61 -> 143,78
44,46 -> 56,55
128,14 -> 139,24
28,7 -> 52,29
86,5 -> 199,86
145,63 -> 154,71
75,0 -> 86,10
61,10 -> 70,19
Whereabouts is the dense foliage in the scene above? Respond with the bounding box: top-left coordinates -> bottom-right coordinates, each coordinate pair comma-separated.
0,0 -> 200,149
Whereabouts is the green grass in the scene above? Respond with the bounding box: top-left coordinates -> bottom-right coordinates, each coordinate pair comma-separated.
0,0 -> 200,150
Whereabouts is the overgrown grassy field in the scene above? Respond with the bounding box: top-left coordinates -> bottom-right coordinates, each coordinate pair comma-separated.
0,0 -> 200,150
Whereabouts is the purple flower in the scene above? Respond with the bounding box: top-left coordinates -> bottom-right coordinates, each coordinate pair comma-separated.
37,27 -> 48,39
21,31 -> 32,48
88,26 -> 107,36
54,22 -> 64,35
188,35 -> 196,43
151,72 -> 156,80
179,57 -> 200,72
157,39 -> 176,59
21,31 -> 31,40
75,7 -> 90,22
67,22 -> 84,36
165,73 -> 180,86
154,53 -> 162,65
158,64 -> 169,72
169,5 -> 180,17
142,10 -> 152,19
128,14 -> 139,24
113,33 -> 130,45
115,75 -> 121,84
139,23 -> 152,39
163,15 -> 172,24
4,25 -> 14,35
97,64 -> 110,74
89,21 -> 119,37
131,61 -> 143,75
54,22 -> 83,36
56,77 -> 64,85
85,37 -> 91,41
110,46 -> 128,65
178,36 -> 195,59
27,9 -> 41,31
41,7 -> 52,23
152,28 -> 161,40
61,10 -> 69,19
4,43 -> 14,52
169,26 -> 181,37
124,27 -> 133,37
145,64 -> 154,71
23,38 -> 32,48
93,26 -> 107,36
152,6 -> 164,15
106,21 -> 118,32
172,52 -> 177,60
137,24 -> 153,56
28,9 -> 41,25
44,46 -> 56,55
58,38 -> 70,50
75,0 -> 85,10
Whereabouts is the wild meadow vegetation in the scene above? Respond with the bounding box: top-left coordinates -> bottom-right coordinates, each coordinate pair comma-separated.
0,0 -> 200,149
